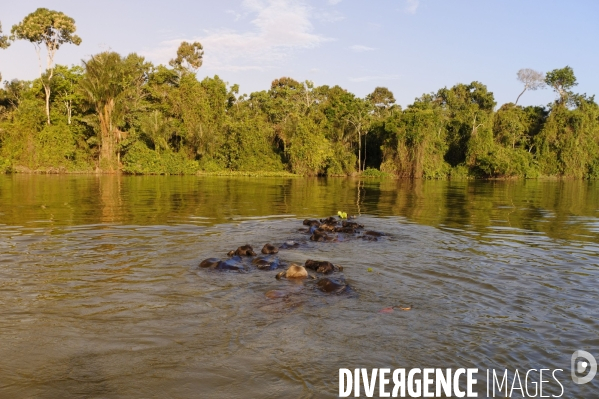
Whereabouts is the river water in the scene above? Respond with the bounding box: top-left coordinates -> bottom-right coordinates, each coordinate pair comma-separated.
0,175 -> 597,398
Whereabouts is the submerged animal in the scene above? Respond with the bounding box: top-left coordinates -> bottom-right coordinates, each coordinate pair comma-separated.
342,221 -> 364,229
364,230 -> 384,237
199,256 -> 244,271
302,219 -> 321,227
199,258 -> 221,269
261,243 -> 279,255
334,226 -> 358,234
320,216 -> 337,225
265,290 -> 288,299
228,244 -> 257,257
276,264 -> 308,279
279,241 -> 300,249
316,277 -> 347,294
360,230 -> 384,242
252,256 -> 280,271
310,230 -> 335,242
304,259 -> 343,274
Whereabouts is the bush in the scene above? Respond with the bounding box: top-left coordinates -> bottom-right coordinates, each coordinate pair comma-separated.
122,142 -> 199,174
288,119 -> 331,175
0,156 -> 11,173
449,165 -> 470,179
361,167 -> 391,178
326,142 -> 357,176
198,156 -> 226,172
219,120 -> 285,172
475,146 -> 533,178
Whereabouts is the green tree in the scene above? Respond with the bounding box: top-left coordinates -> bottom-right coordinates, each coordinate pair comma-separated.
0,22 -> 10,49
316,85 -> 359,174
2,79 -> 30,110
365,87 -> 399,169
11,8 -> 82,124
167,74 -> 229,166
260,77 -> 307,158
50,65 -> 83,124
219,107 -> 283,172
288,117 -> 331,175
493,104 -> 546,152
169,41 -> 203,73
344,97 -> 372,172
437,81 -> 496,170
139,110 -> 171,153
536,95 -> 599,177
367,86 -> 396,111
0,22 -> 11,86
78,52 -> 148,169
545,66 -> 577,104
381,95 -> 449,178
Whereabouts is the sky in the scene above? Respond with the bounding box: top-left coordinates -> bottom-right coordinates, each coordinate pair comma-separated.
1,0 -> 598,108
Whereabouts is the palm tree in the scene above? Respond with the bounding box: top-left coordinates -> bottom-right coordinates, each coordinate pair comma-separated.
79,52 -> 147,169
79,52 -> 125,168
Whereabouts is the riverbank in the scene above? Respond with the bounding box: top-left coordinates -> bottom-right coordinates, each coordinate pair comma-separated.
3,165 -> 596,180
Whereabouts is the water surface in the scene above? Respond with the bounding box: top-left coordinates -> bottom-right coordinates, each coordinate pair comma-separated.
0,175 -> 598,398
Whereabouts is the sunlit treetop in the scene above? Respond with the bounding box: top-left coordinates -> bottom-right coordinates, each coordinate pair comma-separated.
10,8 -> 82,124
545,66 -> 578,104
0,22 -> 10,49
169,41 -> 204,72
367,87 -> 396,109
11,8 -> 81,51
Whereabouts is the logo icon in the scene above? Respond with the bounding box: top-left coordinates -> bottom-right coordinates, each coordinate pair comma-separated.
571,350 -> 597,384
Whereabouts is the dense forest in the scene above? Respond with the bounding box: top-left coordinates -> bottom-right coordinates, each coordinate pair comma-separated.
1,9 -> 599,178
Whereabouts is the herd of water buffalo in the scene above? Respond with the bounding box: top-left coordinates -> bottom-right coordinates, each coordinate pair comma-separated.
199,215 -> 386,294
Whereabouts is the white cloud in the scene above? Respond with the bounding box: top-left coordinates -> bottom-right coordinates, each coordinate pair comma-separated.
350,45 -> 375,52
225,9 -> 244,21
328,0 -> 342,4
405,0 -> 419,14
142,0 -> 331,72
316,10 -> 345,23
349,74 -> 400,83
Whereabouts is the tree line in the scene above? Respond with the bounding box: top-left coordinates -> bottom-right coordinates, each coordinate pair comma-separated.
1,8 -> 598,178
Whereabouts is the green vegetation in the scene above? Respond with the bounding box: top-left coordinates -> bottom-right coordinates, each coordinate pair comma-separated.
1,9 -> 599,178
0,23 -> 10,50
10,8 -> 82,125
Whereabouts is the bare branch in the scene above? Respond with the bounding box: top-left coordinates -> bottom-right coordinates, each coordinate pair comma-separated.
515,68 -> 546,104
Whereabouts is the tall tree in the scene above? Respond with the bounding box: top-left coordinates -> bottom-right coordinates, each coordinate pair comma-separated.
437,81 -> 496,167
51,65 -> 83,124
11,8 -> 82,124
264,77 -> 305,155
0,22 -> 10,49
344,97 -> 372,172
169,41 -> 203,73
382,96 -> 449,178
367,86 -> 396,110
79,52 -> 148,169
365,87 -> 398,170
515,68 -> 545,105
545,66 -> 577,104
0,22 -> 11,83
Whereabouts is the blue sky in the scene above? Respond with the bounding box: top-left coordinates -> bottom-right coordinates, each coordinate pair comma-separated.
1,0 -> 598,108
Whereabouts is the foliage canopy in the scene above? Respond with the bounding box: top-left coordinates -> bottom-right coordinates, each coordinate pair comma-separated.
1,9 -> 598,179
